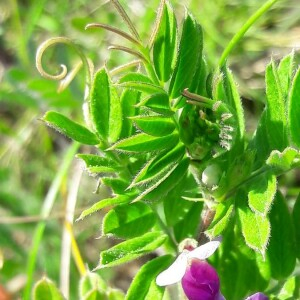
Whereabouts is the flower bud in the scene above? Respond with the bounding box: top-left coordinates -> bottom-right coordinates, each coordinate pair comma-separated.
181,259 -> 224,300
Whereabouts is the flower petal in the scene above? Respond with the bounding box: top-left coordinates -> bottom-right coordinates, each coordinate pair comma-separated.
181,259 -> 221,300
156,252 -> 188,286
245,292 -> 269,300
188,237 -> 222,260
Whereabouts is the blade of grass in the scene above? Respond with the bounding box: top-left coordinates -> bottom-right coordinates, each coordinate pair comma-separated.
219,0 -> 279,67
60,161 -> 84,299
23,141 -> 80,300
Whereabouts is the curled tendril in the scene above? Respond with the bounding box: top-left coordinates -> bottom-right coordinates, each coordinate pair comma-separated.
36,37 -> 93,93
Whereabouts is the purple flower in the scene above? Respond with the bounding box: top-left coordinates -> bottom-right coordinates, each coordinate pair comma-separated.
156,238 -> 224,300
182,259 -> 225,300
245,292 -> 269,300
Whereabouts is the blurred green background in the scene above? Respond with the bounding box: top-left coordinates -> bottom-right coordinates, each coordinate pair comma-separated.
0,0 -> 299,298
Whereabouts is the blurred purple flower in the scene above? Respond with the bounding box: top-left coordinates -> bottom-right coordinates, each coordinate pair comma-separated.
245,292 -> 269,300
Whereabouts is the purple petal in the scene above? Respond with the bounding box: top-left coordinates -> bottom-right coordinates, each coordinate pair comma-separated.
245,292 -> 269,300
181,259 -> 221,300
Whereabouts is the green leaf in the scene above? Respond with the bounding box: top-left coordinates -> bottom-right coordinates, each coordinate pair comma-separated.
169,10 -> 202,99
133,157 -> 189,203
173,201 -> 203,242
137,93 -> 172,116
102,202 -> 156,238
83,289 -> 106,300
90,68 -> 122,143
108,133 -> 179,153
42,111 -> 99,145
125,255 -> 173,300
206,200 -> 234,238
152,0 -> 177,82
117,81 -> 166,95
277,277 -> 296,300
33,277 -> 64,300
77,195 -> 134,220
120,89 -> 140,138
130,143 -> 185,187
237,198 -> 270,256
80,272 -> 106,297
266,147 -> 300,174
288,66 -> 300,148
277,51 -> 295,99
264,60 -> 288,150
248,172 -> 277,215
98,232 -> 167,268
267,192 -> 296,279
118,72 -> 153,84
130,115 -> 175,136
101,177 -> 131,195
292,193 -> 300,259
77,154 -> 119,174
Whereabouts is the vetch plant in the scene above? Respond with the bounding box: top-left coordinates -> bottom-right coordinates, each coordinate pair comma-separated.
32,0 -> 300,299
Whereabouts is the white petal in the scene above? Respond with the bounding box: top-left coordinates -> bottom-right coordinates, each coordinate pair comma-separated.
188,237 -> 222,260
156,252 -> 188,286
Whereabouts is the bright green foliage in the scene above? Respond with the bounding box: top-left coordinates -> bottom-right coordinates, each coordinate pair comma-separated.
206,200 -> 234,238
42,111 -> 99,145
169,10 -> 203,99
125,255 -> 173,300
102,202 -> 156,238
90,68 -> 122,143
98,232 -> 167,268
248,172 -> 276,215
238,197 -> 270,256
288,67 -> 300,148
108,132 -> 179,153
152,1 -> 177,82
267,192 -> 297,280
276,277 -> 297,300
33,278 -> 64,300
80,273 -> 106,298
36,0 -> 300,299
293,193 -> 300,259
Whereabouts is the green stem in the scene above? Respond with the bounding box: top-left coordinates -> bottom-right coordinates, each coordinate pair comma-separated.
218,0 -> 279,67
23,142 -> 80,300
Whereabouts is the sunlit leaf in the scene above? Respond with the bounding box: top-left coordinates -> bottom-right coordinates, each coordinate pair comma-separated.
237,198 -> 270,256
98,232 -> 167,268
206,200 -> 234,238
169,10 -> 202,99
288,66 -> 300,148
102,202 -> 156,238
125,255 -> 173,300
130,115 -> 175,136
108,133 -> 179,153
42,111 -> 99,145
152,0 -> 177,82
248,172 -> 277,215
33,277 -> 64,300
266,147 -> 300,174
77,154 -> 120,174
77,195 -> 135,220
90,68 -> 122,143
